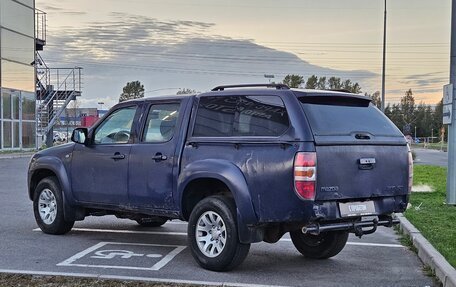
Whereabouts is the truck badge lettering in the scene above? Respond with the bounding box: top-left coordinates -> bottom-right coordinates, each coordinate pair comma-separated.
320,186 -> 339,192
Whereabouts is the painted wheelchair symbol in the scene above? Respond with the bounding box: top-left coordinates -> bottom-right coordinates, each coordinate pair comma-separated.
91,249 -> 163,259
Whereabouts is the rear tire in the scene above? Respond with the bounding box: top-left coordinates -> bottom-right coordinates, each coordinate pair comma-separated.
188,196 -> 250,271
33,177 -> 74,235
290,230 -> 348,259
135,217 -> 167,227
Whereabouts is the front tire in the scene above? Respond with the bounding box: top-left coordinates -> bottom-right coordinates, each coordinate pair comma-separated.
33,177 -> 74,235
290,230 -> 349,259
188,196 -> 250,271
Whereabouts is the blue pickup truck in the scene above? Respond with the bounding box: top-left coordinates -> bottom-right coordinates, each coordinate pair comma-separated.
28,84 -> 412,271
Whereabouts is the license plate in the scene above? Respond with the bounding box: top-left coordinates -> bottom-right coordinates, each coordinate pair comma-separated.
339,201 -> 376,217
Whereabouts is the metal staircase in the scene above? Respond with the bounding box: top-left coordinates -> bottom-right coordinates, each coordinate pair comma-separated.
35,52 -> 82,146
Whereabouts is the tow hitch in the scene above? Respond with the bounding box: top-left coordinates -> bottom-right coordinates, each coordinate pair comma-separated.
301,216 -> 399,238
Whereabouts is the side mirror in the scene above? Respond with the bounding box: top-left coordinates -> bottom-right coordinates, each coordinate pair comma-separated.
71,128 -> 89,145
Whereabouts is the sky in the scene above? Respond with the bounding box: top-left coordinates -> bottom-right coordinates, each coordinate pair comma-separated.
36,0 -> 452,109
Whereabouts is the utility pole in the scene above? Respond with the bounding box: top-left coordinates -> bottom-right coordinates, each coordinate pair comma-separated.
381,0 -> 387,112
447,0 -> 456,205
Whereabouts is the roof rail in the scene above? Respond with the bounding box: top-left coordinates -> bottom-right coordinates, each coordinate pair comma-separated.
211,84 -> 290,91
329,89 -> 353,93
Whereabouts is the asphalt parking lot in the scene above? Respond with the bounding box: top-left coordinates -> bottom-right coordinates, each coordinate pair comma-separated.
413,148 -> 448,167
0,157 -> 434,287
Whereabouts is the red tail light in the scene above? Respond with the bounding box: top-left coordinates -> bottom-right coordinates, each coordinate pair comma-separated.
294,152 -> 317,200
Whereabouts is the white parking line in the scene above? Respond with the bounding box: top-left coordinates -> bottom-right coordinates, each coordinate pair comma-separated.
0,269 -> 289,287
33,228 -> 404,248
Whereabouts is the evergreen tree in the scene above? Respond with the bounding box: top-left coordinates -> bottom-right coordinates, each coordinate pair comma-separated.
328,77 -> 342,90
119,81 -> 144,102
282,74 -> 304,88
305,75 -> 318,89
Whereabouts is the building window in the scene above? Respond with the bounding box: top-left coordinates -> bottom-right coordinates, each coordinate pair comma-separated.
1,29 -> 34,65
22,92 -> 35,120
22,121 -> 35,148
0,0 -> 34,37
3,121 -> 12,148
13,121 -> 19,148
2,92 -> 11,120
12,93 -> 20,120
1,60 -> 35,92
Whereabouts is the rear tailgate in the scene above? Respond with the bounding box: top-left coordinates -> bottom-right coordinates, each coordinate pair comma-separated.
315,145 -> 408,200
298,94 -> 409,202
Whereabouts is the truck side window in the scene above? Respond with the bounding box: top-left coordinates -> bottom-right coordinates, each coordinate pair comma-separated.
235,96 -> 289,136
93,106 -> 137,144
143,103 -> 180,143
193,95 -> 288,137
193,96 -> 236,137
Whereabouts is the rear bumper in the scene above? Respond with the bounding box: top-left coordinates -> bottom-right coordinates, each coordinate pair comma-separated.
303,215 -> 399,237
312,195 -> 408,221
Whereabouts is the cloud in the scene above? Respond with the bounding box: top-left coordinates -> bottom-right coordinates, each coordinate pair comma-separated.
38,4 -> 63,11
61,11 -> 87,16
399,72 -> 447,89
37,3 -> 87,16
39,12 -> 376,108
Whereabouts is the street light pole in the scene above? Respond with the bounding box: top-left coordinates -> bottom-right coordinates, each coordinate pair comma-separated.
446,0 -> 456,204
381,0 -> 387,112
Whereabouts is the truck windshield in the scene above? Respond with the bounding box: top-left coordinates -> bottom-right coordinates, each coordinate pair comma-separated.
299,96 -> 403,137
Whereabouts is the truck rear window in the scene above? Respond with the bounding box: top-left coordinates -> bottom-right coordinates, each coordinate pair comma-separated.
299,97 -> 402,137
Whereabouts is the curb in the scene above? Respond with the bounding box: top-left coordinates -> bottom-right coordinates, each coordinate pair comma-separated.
397,213 -> 456,287
0,153 -> 34,160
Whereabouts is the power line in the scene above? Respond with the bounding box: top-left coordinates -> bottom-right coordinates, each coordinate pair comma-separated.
41,57 -> 446,79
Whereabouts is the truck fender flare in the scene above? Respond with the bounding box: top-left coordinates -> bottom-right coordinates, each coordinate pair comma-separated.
177,159 -> 258,225
29,156 -> 82,221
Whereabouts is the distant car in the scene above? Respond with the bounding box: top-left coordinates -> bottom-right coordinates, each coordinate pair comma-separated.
415,138 -> 420,143
28,84 -> 412,271
52,132 -> 62,142
59,132 -> 67,142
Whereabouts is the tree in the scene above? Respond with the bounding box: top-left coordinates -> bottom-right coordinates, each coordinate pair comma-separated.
176,88 -> 197,95
317,77 -> 327,90
350,82 -> 362,94
387,103 -> 403,132
433,99 -> 444,141
384,103 -> 392,118
368,91 -> 381,109
119,81 -> 144,102
328,77 -> 342,90
414,103 -> 427,138
282,74 -> 304,88
382,89 -> 445,140
305,75 -> 318,89
400,89 -> 415,126
339,79 -> 362,93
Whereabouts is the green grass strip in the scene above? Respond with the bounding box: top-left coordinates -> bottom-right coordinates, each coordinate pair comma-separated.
405,165 -> 456,267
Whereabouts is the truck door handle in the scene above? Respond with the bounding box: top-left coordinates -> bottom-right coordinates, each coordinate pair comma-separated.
111,152 -> 125,160
152,153 -> 167,162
